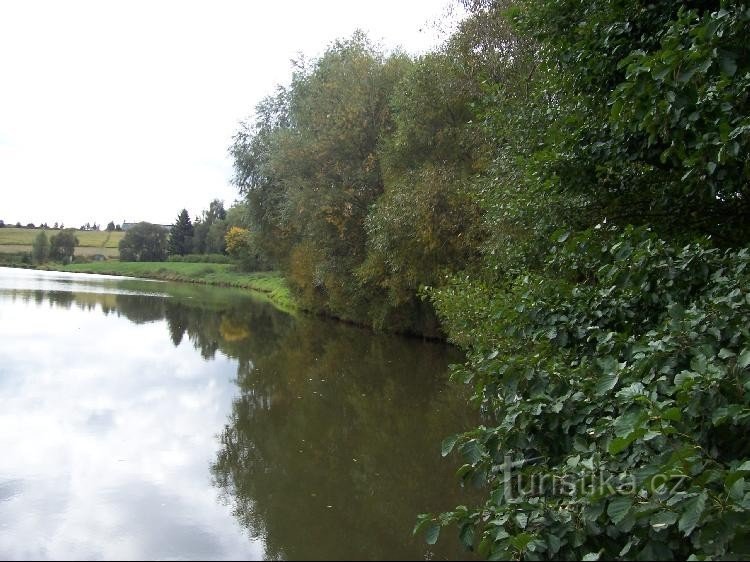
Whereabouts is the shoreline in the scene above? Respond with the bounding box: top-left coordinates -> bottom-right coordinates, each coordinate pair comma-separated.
2,261 -> 297,314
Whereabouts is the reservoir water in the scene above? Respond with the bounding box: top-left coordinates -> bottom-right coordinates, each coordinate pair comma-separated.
0,267 -> 475,560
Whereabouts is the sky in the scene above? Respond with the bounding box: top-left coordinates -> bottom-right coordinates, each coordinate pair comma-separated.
0,0 -> 464,228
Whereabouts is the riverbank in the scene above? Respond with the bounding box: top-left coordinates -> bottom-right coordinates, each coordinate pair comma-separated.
27,261 -> 297,313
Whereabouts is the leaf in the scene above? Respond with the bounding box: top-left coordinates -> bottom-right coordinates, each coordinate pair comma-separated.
425,522 -> 441,545
678,492 -> 707,536
441,434 -> 459,457
582,552 -> 601,561
607,495 -> 633,525
738,349 -> 750,370
460,439 -> 483,465
662,407 -> 682,422
650,510 -> 678,530
413,514 -> 432,536
718,51 -> 738,76
459,522 -> 475,549
595,371 -> 619,396
730,478 -> 745,501
609,436 -> 634,455
718,348 -> 736,359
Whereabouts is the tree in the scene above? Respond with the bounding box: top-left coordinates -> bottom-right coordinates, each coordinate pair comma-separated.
207,199 -> 227,222
53,222 -> 59,229
167,209 -> 194,256
26,223 -> 35,229
31,231 -> 50,263
0,220 -> 5,228
230,33 -> 411,319
119,222 -> 168,262
106,221 -> 115,231
115,224 -> 122,231
49,229 -> 78,263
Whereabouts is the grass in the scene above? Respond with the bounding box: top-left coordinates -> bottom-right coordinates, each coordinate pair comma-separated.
0,227 -> 124,255
61,261 -> 297,313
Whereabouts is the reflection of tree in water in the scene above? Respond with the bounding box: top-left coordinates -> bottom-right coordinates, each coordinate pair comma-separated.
115,294 -> 166,324
210,318 -> 478,561
9,282 -> 476,559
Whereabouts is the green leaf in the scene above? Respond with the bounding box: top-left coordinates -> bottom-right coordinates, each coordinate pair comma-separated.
413,514 -> 433,536
730,477 -> 745,501
738,349 -> 750,370
425,522 -> 441,545
662,407 -> 682,422
459,522 -> 475,549
719,51 -> 738,76
718,348 -> 736,359
582,552 -> 601,561
650,510 -> 678,530
441,434 -> 459,457
607,495 -> 633,525
678,492 -> 707,536
595,371 -> 619,396
460,439 -> 483,465
609,436 -> 634,455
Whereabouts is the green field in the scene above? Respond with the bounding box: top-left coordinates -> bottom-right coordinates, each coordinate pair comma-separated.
0,227 -> 124,256
61,261 -> 296,312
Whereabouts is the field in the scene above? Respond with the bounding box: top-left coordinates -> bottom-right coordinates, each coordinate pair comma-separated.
0,227 -> 124,257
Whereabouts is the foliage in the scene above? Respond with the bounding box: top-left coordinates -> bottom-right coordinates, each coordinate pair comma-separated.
49,229 -> 78,263
230,33 -> 412,322
407,1 -> 750,560
193,199 -> 229,254
424,228 -> 750,560
510,0 -> 750,244
226,4 -> 750,558
106,221 -> 116,231
119,222 -> 168,262
168,209 -> 194,256
31,231 -> 50,263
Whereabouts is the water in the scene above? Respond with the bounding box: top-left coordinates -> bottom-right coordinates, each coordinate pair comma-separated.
0,267 -> 477,560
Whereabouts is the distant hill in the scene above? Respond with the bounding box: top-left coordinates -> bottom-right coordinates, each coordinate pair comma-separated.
0,227 -> 125,258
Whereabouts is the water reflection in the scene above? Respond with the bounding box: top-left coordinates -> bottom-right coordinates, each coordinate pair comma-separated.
0,268 -> 475,560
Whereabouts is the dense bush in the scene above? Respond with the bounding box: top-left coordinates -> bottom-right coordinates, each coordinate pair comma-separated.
119,222 -> 168,262
422,227 -> 750,559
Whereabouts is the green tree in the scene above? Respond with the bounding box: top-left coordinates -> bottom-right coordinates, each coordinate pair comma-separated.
106,221 -> 115,231
49,229 -> 78,263
231,32 -> 411,320
167,209 -> 194,256
119,222 -> 168,262
31,230 -> 50,263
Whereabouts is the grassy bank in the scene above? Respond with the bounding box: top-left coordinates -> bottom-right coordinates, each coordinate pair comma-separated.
60,261 -> 296,313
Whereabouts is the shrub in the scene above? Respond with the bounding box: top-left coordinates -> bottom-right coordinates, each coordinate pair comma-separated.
422,227 -> 750,560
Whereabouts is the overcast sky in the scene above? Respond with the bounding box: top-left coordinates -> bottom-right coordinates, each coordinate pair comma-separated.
0,0 -> 463,228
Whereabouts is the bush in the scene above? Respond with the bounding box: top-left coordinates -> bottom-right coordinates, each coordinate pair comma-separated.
423,227 -> 750,560
119,222 -> 168,262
